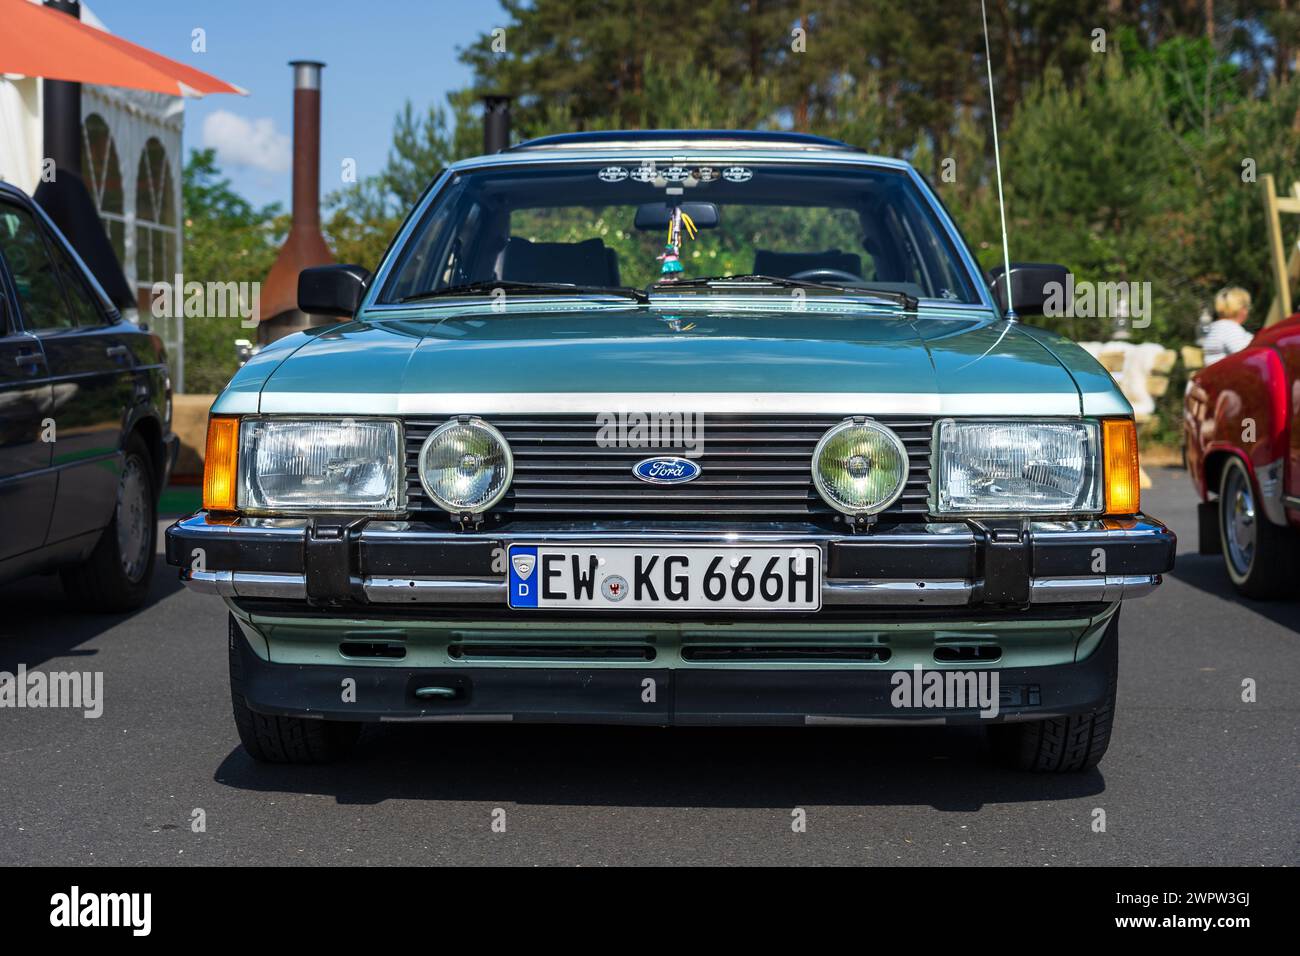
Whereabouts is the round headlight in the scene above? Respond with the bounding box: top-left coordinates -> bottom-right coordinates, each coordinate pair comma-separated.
418,418 -> 513,514
812,419 -> 909,516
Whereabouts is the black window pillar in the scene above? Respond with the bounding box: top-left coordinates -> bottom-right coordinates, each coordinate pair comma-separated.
42,0 -> 83,180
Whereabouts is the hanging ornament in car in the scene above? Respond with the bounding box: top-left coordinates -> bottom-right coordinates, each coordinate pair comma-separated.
656,205 -> 697,281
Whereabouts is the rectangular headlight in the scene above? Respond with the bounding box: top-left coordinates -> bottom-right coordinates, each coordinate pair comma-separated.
238,418 -> 403,514
935,419 -> 1102,515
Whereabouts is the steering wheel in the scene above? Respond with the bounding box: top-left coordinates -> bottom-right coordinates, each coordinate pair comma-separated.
789,268 -> 862,285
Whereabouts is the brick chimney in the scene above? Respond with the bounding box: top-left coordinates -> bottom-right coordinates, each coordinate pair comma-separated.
259,60 -> 335,343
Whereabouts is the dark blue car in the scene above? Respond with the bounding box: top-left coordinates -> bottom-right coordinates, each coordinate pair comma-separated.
0,181 -> 176,610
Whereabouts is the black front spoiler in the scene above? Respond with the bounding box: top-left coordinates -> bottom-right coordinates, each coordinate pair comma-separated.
231,613 -> 1119,726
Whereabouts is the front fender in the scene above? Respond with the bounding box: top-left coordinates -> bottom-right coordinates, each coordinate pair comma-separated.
1189,344 -> 1288,520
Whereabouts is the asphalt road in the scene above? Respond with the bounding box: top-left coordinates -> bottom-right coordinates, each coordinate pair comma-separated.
1,468 -> 1296,866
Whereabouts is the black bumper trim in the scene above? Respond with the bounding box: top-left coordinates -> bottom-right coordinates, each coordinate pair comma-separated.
1031,526 -> 1179,576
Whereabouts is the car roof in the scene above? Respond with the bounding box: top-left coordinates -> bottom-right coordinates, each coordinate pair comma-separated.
509,130 -> 864,152
449,130 -> 911,173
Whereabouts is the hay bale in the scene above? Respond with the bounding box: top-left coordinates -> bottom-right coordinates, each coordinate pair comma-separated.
171,394 -> 216,480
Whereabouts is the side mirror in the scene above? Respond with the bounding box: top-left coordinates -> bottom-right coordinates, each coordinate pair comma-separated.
987,262 -> 1069,317
299,264 -> 372,318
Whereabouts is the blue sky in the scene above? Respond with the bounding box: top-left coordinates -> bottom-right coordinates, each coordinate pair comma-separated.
90,0 -> 505,208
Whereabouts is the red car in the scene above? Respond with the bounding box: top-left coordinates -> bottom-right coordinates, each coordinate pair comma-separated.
1184,313 -> 1300,597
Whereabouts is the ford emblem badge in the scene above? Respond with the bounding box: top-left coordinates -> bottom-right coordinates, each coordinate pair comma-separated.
633,456 -> 700,484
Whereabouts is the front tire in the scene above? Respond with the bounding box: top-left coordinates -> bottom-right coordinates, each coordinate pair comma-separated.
61,433 -> 156,612
990,613 -> 1118,773
228,615 -> 361,764
1218,456 -> 1296,599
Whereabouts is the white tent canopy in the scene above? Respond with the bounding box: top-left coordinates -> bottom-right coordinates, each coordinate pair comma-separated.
0,2 -> 186,388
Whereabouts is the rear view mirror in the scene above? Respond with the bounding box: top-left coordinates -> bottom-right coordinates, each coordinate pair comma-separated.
299,264 -> 372,318
988,262 -> 1070,317
634,202 -> 720,231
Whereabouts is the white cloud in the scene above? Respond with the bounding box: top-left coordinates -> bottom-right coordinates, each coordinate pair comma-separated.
201,111 -> 291,174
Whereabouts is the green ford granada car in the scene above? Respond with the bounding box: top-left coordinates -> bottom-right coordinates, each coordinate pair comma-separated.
166,130 -> 1175,771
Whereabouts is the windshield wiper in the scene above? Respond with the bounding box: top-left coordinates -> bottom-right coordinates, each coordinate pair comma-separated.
651,274 -> 918,311
399,280 -> 648,304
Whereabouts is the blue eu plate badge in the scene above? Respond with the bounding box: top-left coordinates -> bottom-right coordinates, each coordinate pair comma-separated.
508,546 -> 539,608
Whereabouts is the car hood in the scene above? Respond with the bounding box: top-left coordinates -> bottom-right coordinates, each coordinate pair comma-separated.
224,304 -> 1128,417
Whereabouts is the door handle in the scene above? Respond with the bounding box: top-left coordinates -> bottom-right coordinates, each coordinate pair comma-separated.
14,350 -> 44,371
105,344 -> 131,361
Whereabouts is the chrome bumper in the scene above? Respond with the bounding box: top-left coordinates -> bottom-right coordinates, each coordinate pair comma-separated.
168,513 -> 1174,609
183,569 -> 1159,605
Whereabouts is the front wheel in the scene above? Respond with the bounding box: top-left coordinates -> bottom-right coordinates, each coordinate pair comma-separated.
228,615 -> 361,764
1218,456 -> 1297,599
990,613 -> 1118,773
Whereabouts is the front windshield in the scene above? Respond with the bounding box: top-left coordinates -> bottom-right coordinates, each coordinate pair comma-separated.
379,161 -> 980,305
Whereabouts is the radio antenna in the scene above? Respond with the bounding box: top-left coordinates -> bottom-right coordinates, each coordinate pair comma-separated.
980,0 -> 1016,321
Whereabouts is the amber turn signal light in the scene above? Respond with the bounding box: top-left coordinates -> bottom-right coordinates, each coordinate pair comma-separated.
203,416 -> 240,512
1102,418 -> 1140,515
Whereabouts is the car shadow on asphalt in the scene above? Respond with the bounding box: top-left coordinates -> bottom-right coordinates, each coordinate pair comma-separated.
0,554 -> 183,671
212,722 -> 1105,811
1167,553 -> 1300,633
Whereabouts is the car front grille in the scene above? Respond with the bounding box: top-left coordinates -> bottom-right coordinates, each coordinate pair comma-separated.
403,414 -> 933,522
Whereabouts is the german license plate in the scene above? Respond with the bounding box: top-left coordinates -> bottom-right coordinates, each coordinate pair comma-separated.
507,545 -> 822,611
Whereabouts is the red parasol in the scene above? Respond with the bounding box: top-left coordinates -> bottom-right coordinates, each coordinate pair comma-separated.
0,0 -> 246,97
